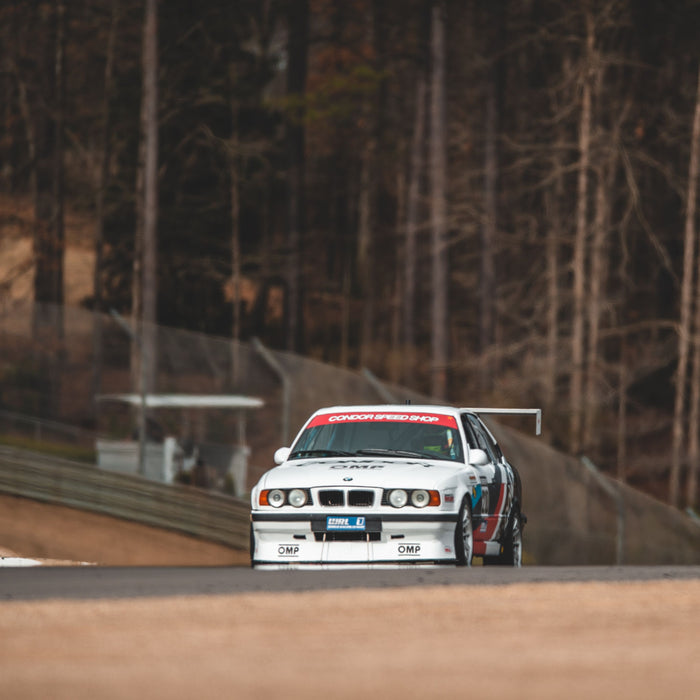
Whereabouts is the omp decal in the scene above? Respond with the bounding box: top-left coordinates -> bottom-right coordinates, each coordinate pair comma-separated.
330,464 -> 384,469
308,412 -> 458,428
397,543 -> 422,556
277,544 -> 300,557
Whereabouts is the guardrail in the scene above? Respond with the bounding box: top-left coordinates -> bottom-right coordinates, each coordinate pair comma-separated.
0,446 -> 250,550
0,409 -> 95,447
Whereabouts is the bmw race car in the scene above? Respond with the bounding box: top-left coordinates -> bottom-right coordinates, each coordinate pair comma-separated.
250,405 -> 540,568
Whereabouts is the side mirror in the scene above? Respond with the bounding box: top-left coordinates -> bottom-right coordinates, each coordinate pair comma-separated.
468,448 -> 490,466
274,447 -> 291,465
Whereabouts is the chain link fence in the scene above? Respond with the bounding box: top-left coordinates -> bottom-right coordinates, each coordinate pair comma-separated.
1,301 -> 699,563
0,302 -> 423,492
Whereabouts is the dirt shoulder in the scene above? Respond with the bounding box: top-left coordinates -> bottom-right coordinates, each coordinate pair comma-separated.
0,580 -> 698,700
0,493 -> 248,566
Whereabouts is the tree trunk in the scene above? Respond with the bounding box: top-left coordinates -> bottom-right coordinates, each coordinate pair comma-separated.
617,335 -> 629,481
141,0 -> 158,392
544,150 -> 564,412
357,138 -> 374,368
390,161 -> 406,384
92,0 -> 120,407
230,106 -> 241,387
582,165 -> 607,454
479,0 -> 505,393
285,0 -> 308,353
681,65 -> 700,508
544,52 -> 574,415
570,7 -> 594,454
429,0 -> 448,400
480,74 -> 497,392
403,72 -> 426,383
32,2 -> 65,336
26,1 -> 66,417
131,0 -> 159,462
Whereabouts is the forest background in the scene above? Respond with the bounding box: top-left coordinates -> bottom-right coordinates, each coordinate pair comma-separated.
2,0 -> 700,511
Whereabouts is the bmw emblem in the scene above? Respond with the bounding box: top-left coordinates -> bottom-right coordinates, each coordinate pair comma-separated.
343,476 -> 353,481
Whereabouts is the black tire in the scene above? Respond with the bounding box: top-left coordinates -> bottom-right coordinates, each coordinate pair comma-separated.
483,509 -> 523,567
454,497 -> 474,567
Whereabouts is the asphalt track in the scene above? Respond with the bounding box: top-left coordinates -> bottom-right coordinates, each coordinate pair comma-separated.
2,564 -> 700,601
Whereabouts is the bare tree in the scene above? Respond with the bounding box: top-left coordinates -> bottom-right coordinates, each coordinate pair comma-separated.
131,0 -> 159,460
570,5 -> 594,454
285,0 -> 309,353
479,0 -> 506,393
357,126 -> 375,369
92,0 -> 120,405
544,155 -> 564,412
28,1 -> 66,339
402,71 -> 426,382
680,65 -> 700,508
229,105 -> 241,386
429,0 -> 448,400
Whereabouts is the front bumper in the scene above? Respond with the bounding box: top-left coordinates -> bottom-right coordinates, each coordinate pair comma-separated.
251,511 -> 459,566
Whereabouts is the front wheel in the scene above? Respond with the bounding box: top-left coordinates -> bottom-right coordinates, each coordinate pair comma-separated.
454,497 -> 474,567
484,510 -> 523,567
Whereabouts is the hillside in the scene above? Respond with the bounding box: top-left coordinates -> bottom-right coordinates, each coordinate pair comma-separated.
0,307 -> 698,565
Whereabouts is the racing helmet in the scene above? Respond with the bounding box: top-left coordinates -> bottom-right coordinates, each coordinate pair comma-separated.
422,425 -> 452,456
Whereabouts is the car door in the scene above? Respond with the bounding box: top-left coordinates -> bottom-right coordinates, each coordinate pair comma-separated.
460,414 -> 491,521
463,414 -> 512,542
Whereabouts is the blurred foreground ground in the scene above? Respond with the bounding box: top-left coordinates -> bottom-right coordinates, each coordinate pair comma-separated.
0,580 -> 698,699
1,494 -> 699,698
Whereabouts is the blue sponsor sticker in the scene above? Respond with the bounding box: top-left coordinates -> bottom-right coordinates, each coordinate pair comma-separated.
326,516 -> 366,531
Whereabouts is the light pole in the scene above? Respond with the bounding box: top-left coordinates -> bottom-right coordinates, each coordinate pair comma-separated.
110,309 -> 147,476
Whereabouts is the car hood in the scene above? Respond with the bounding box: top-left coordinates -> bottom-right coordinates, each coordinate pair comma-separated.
259,457 -> 463,489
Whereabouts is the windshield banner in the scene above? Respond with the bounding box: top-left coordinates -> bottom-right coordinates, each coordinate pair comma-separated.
308,412 -> 458,428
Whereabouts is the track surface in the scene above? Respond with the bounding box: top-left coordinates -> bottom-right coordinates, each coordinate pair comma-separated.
3,564 -> 700,600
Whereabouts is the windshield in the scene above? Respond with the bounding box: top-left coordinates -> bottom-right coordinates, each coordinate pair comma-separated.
290,411 -> 464,462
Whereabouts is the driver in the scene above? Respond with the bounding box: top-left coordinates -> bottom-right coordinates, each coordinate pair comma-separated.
422,426 -> 454,458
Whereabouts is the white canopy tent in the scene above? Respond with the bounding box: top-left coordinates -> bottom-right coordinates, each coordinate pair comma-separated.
99,394 -> 264,410
96,394 -> 264,495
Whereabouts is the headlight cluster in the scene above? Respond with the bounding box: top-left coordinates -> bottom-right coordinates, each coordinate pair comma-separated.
385,489 -> 441,508
259,488 -> 309,508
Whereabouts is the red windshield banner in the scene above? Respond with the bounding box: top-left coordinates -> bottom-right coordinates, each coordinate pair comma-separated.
308,412 -> 458,428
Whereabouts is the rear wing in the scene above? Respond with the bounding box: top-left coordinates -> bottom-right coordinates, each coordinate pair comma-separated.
460,408 -> 542,436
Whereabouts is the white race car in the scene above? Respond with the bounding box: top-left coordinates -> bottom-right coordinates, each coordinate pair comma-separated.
250,404 -> 540,568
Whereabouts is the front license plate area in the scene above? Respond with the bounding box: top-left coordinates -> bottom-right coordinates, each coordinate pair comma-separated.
326,515 -> 366,531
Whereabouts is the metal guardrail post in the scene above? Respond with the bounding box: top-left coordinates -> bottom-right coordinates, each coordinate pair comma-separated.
581,455 -> 625,565
251,337 -> 290,445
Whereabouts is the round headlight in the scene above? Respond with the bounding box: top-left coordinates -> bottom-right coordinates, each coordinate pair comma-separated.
389,489 -> 408,508
288,488 -> 307,508
268,489 -> 285,508
411,489 -> 430,508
